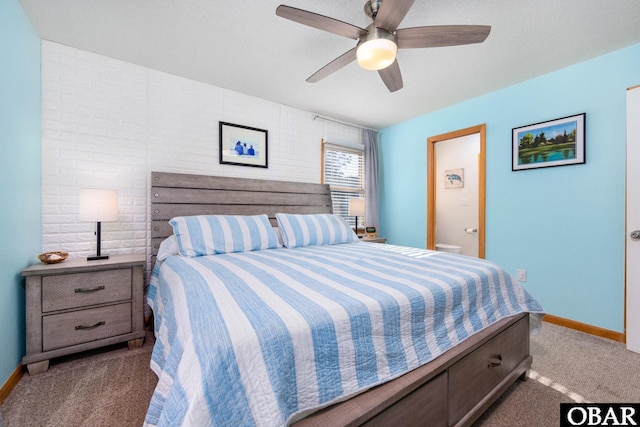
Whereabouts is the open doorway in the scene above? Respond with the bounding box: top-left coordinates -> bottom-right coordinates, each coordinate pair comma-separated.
427,124 -> 486,258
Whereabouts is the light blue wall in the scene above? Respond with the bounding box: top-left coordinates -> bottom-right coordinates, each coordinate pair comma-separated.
0,0 -> 41,386
379,43 -> 640,333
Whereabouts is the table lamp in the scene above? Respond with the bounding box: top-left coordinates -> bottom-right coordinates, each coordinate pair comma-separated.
79,189 -> 118,260
348,198 -> 365,236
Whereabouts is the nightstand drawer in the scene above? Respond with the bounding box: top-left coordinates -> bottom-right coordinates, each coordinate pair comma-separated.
42,302 -> 132,351
22,255 -> 146,375
42,269 -> 132,312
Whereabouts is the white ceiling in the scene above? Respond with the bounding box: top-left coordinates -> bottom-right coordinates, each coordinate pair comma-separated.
18,0 -> 640,129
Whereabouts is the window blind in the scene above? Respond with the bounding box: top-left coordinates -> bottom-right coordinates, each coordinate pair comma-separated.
322,142 -> 365,228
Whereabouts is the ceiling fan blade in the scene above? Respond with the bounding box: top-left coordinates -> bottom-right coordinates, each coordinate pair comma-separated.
374,0 -> 415,31
307,48 -> 357,83
396,25 -> 491,49
378,60 -> 403,92
276,5 -> 367,40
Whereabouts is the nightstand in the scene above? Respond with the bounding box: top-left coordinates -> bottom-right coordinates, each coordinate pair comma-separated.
361,237 -> 387,243
21,254 -> 146,375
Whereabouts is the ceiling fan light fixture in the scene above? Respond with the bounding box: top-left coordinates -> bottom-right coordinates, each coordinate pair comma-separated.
356,25 -> 397,71
357,37 -> 397,70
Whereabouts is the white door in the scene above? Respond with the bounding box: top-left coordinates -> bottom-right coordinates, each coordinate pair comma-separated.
427,124 -> 486,258
435,134 -> 480,257
627,85 -> 640,353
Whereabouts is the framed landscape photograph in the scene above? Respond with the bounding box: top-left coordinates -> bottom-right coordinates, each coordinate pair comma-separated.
219,121 -> 268,168
512,113 -> 585,171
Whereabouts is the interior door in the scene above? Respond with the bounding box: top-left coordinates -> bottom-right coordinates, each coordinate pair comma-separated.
627,85 -> 640,353
427,125 -> 486,258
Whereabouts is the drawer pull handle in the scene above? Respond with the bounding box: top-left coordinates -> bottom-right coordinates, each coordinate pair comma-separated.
488,354 -> 503,368
74,286 -> 105,294
75,321 -> 105,330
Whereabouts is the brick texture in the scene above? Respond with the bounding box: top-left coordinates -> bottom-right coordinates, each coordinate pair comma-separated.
41,41 -> 362,261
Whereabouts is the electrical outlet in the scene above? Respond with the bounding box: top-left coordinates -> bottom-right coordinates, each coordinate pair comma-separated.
516,269 -> 527,282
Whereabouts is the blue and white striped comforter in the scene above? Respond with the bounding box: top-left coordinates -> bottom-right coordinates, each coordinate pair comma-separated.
145,242 -> 543,426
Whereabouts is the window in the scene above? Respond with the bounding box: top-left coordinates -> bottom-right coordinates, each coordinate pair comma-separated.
322,141 -> 365,229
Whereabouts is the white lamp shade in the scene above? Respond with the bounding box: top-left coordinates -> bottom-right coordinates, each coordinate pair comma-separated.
356,38 -> 397,71
79,189 -> 118,222
348,198 -> 366,216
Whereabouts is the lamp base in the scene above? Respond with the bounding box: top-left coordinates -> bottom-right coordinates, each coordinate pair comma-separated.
87,221 -> 109,261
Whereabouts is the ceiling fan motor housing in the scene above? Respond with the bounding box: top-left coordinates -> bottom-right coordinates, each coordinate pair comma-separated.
359,24 -> 396,46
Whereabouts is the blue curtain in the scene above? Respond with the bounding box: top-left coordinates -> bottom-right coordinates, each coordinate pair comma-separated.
363,129 -> 380,231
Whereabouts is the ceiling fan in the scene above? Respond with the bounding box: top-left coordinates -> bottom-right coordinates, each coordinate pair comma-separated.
276,0 -> 490,92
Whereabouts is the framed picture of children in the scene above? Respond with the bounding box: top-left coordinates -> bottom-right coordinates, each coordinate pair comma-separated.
219,121 -> 268,168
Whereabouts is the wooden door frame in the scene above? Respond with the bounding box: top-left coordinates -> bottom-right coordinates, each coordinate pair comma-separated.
427,124 -> 486,258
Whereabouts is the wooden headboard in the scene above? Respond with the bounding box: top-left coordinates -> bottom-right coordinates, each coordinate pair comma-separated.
150,171 -> 333,257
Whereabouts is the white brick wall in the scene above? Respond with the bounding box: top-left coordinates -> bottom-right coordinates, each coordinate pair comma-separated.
41,41 -> 362,260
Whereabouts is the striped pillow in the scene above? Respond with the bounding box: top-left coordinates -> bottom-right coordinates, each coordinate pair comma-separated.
276,213 -> 359,248
169,214 -> 280,257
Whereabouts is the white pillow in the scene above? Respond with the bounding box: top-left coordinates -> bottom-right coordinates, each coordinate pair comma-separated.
275,213 -> 359,248
156,235 -> 179,261
169,214 -> 280,257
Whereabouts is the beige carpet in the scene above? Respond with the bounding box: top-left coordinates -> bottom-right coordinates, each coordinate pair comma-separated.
475,322 -> 640,427
2,322 -> 639,426
1,334 -> 157,427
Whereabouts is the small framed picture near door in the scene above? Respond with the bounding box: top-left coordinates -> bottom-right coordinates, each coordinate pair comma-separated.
512,113 -> 585,171
444,168 -> 464,189
219,121 -> 268,168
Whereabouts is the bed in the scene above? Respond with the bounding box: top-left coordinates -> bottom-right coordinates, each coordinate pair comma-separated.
145,171 -> 544,427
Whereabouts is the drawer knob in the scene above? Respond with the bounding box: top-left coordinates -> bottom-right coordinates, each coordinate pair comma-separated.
74,285 -> 105,294
75,321 -> 106,331
488,354 -> 503,368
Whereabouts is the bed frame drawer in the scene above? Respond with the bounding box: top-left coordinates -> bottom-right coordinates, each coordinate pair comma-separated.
42,302 -> 132,351
292,314 -> 530,427
362,372 -> 448,427
448,315 -> 529,425
42,269 -> 132,312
